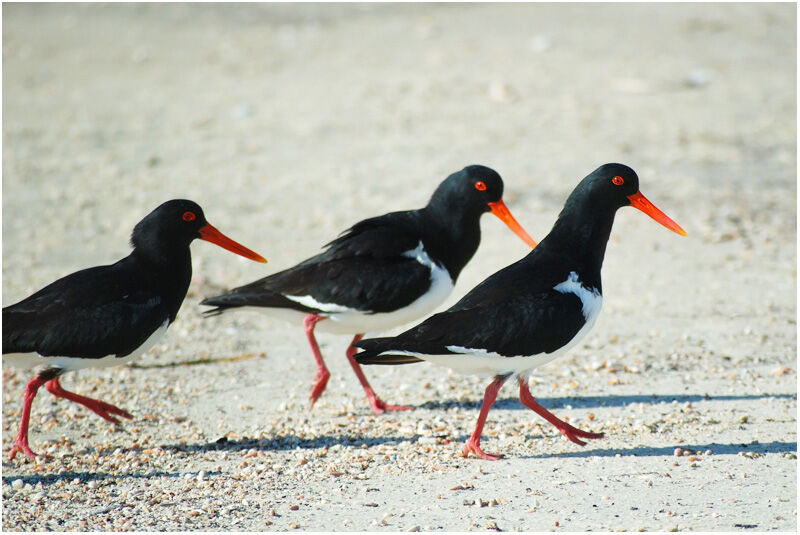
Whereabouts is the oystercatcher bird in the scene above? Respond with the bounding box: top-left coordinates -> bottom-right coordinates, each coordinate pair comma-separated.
355,163 -> 686,459
2,199 -> 267,460
201,165 -> 536,413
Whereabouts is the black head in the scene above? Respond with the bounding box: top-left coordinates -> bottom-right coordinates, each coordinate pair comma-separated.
566,163 -> 640,211
429,165 -> 504,212
427,165 -> 537,248
569,163 -> 686,235
131,199 -> 267,263
131,199 -> 207,248
540,163 -> 684,291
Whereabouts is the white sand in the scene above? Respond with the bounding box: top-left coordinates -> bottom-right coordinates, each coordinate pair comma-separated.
2,3 -> 796,531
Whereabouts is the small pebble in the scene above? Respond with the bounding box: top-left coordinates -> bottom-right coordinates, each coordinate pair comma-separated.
488,82 -> 513,103
684,69 -> 713,88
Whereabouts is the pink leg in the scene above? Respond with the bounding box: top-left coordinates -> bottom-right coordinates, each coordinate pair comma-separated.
345,334 -> 411,414
9,373 -> 51,460
304,314 -> 330,407
462,375 -> 509,461
44,377 -> 132,424
518,378 -> 603,445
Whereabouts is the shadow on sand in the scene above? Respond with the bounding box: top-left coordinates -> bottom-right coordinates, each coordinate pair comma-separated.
419,392 -> 796,411
161,433 -> 419,455
519,440 -> 797,459
1,467 -> 206,488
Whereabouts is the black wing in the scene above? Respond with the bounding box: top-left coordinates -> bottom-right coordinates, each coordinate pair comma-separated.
355,250 -> 588,362
3,263 -> 171,359
202,210 -> 437,314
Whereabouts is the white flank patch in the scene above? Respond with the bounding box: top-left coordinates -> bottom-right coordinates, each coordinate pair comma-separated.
2,319 -> 169,373
284,294 -> 355,314
553,271 -> 602,321
262,241 -> 454,334
378,271 -> 603,376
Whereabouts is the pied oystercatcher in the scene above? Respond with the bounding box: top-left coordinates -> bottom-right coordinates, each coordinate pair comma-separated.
2,199 -> 267,459
201,165 -> 536,413
355,163 -> 686,459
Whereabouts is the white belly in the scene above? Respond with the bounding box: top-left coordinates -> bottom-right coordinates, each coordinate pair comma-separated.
2,320 -> 169,373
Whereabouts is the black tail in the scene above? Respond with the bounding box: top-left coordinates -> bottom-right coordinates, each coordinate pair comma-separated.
200,289 -> 317,317
199,295 -> 240,317
353,337 -> 423,365
200,305 -> 227,317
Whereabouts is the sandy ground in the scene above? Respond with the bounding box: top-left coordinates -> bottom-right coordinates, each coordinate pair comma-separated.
1,3 -> 796,532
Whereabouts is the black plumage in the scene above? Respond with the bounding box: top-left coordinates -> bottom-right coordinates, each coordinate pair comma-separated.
3,199 -> 266,460
203,211 -> 433,315
355,249 -> 590,362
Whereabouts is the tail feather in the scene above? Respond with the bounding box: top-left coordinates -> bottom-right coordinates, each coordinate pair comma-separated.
200,290 -> 317,316
201,306 -> 226,317
355,352 -> 423,365
353,337 -> 423,366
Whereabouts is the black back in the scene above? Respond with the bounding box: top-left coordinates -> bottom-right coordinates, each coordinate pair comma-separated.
3,199 -> 211,358
202,165 -> 508,315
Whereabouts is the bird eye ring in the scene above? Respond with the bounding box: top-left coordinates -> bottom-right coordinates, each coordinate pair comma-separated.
611,176 -> 624,186
475,181 -> 487,191
182,211 -> 196,221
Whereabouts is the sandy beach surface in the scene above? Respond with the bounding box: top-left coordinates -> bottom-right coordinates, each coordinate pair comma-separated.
2,3 -> 796,531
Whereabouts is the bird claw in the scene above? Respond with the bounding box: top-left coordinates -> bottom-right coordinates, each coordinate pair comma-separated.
461,439 -> 502,461
83,400 -> 133,424
9,439 -> 37,460
368,396 -> 412,415
558,427 -> 604,446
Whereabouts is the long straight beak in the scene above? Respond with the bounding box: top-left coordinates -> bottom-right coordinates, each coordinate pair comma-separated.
487,199 -> 537,248
627,191 -> 687,236
198,223 -> 268,262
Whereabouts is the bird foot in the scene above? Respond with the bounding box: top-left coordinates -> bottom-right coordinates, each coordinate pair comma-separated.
308,370 -> 330,407
82,399 -> 133,424
367,395 -> 412,415
557,425 -> 604,446
9,438 -> 37,461
461,439 -> 502,461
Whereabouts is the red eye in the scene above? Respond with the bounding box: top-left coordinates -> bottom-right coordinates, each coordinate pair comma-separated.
612,176 -> 624,186
475,181 -> 487,191
182,211 -> 196,221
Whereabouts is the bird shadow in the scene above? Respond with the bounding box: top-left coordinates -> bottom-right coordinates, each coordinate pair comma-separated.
1,468 -> 205,489
129,352 -> 264,369
161,433 -> 419,454
419,392 -> 796,412
516,440 -> 797,460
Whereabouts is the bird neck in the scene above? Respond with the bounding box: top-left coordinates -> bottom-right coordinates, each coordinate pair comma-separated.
420,204 -> 482,282
537,203 -> 616,291
130,246 -> 193,322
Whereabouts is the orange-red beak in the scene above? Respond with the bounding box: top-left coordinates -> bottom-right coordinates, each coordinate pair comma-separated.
198,223 -> 267,263
487,200 -> 537,248
627,192 -> 687,236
